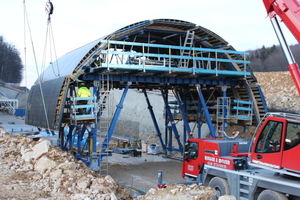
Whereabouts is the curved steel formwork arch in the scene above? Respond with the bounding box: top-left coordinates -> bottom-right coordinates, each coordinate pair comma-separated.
25,19 -> 267,170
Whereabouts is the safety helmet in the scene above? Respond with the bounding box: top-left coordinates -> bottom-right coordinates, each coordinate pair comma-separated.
79,82 -> 86,86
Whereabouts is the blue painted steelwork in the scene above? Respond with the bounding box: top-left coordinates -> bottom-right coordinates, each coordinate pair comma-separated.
100,82 -> 131,158
258,85 -> 269,113
173,88 -> 192,137
99,62 -> 250,76
101,40 -> 249,57
197,97 -> 202,138
161,89 -> 183,152
143,89 -> 166,152
196,85 -> 216,138
222,86 -> 228,133
26,18 -> 267,170
85,74 -> 238,86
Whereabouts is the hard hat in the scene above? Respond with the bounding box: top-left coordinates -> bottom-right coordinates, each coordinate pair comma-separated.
79,82 -> 86,86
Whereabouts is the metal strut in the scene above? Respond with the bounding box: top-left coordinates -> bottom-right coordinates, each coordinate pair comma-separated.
173,88 -> 192,136
196,85 -> 216,138
161,88 -> 183,153
100,82 -> 131,157
143,89 -> 166,152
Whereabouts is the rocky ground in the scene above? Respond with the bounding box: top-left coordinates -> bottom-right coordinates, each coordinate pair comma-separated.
254,71 -> 300,111
0,127 -> 220,200
0,71 -> 298,200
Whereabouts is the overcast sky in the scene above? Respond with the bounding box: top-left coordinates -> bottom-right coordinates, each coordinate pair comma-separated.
0,0 -> 298,88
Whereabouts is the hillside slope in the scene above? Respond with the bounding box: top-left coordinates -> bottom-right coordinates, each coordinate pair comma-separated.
255,71 -> 300,112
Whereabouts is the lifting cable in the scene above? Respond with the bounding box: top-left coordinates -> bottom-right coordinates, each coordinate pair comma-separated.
23,0 -> 58,131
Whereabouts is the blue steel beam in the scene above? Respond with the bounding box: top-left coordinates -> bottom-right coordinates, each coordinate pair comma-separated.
67,125 -> 75,151
197,97 -> 202,138
101,40 -> 250,56
173,88 -> 192,136
98,62 -> 250,76
143,89 -> 166,151
222,86 -> 228,133
85,74 -> 238,86
196,85 -> 216,138
161,89 -> 183,153
100,50 -> 250,65
101,82 -> 131,155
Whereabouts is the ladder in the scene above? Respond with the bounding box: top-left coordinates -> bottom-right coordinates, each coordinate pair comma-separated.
239,176 -> 250,200
216,97 -> 231,135
98,75 -> 113,176
179,31 -> 195,68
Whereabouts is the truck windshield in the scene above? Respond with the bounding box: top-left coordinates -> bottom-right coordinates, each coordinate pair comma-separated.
185,142 -> 198,160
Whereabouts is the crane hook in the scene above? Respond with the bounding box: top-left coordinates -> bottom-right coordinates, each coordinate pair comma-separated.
45,0 -> 54,22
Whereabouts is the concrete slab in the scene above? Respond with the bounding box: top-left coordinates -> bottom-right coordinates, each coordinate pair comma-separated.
0,112 -> 38,133
0,112 -> 58,145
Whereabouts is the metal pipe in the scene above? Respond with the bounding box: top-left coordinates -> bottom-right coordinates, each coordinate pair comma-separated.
271,17 -> 300,95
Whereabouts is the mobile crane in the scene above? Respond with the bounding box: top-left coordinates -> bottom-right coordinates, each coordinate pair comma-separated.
182,1 -> 300,199
182,113 -> 300,199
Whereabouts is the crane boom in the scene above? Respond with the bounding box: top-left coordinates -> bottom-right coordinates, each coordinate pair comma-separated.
263,0 -> 300,95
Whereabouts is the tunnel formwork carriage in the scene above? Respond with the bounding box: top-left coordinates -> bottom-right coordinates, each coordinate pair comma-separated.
25,19 -> 267,171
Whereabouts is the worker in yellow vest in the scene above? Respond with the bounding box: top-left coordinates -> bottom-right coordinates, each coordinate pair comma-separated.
77,82 -> 91,114
78,82 -> 91,97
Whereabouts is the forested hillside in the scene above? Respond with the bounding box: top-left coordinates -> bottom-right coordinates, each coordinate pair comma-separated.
0,36 -> 23,84
248,43 -> 300,72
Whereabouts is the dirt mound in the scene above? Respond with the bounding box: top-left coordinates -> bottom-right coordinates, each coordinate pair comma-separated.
0,126 -> 220,200
0,129 -> 131,200
255,71 -> 300,112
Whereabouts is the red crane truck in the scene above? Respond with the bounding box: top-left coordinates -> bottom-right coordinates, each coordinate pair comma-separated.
182,112 -> 300,199
182,1 -> 300,199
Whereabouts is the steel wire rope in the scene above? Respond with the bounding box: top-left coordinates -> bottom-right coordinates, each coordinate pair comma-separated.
23,0 -> 28,110
49,22 -> 60,77
23,0 -> 51,131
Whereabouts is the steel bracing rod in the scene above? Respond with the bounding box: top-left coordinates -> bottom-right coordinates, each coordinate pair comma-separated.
91,85 -> 99,154
77,125 -> 86,155
173,88 -> 192,135
196,85 -> 216,138
222,86 -> 227,132
143,88 -> 166,151
271,16 -> 300,95
197,97 -> 202,138
160,88 -> 183,152
101,82 -> 131,154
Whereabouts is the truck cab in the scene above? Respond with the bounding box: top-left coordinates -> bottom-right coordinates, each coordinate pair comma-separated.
250,113 -> 300,174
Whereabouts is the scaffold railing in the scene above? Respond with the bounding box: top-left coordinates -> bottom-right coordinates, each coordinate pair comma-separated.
99,40 -> 250,77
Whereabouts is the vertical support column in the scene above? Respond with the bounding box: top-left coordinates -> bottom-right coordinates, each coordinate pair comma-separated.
197,97 -> 202,138
161,88 -> 183,152
59,126 -> 64,150
173,87 -> 192,138
222,86 -> 227,133
196,85 -> 216,138
68,125 -> 75,151
143,89 -> 166,152
164,89 -> 168,151
101,82 -> 131,154
77,125 -> 82,155
183,88 -> 188,142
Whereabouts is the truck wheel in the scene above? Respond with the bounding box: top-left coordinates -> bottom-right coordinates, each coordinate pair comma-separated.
208,177 -> 230,198
257,190 -> 288,200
